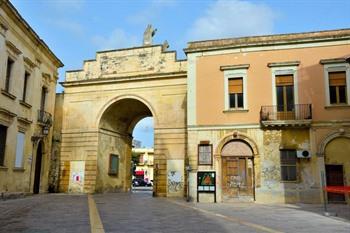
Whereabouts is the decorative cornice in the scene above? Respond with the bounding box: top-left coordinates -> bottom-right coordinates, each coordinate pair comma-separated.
5,40 -> 22,55
19,100 -> 32,109
185,28 -> 350,53
220,64 -> 250,71
23,56 -> 36,68
1,89 -> 16,100
319,58 -> 349,65
267,61 -> 300,67
0,22 -> 7,37
0,107 -> 17,118
42,73 -> 51,79
0,15 -> 9,37
17,116 -> 32,125
61,71 -> 187,87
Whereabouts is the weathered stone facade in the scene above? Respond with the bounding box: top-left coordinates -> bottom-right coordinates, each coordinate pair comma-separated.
55,45 -> 187,197
0,0 -> 63,196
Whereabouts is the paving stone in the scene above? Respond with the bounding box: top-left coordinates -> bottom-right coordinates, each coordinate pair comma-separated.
0,194 -> 90,233
1,192 -> 350,233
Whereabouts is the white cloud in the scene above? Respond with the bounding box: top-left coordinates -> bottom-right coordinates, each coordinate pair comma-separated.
188,0 -> 276,41
91,28 -> 140,50
127,0 -> 177,25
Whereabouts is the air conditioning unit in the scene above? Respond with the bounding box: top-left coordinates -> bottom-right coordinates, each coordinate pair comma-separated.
296,150 -> 311,159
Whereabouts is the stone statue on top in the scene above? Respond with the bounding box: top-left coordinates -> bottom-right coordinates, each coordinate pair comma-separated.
143,24 -> 157,46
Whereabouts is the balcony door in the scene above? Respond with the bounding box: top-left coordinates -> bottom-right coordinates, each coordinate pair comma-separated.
276,74 -> 295,120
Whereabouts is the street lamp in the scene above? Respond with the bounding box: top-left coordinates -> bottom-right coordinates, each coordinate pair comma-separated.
42,125 -> 50,136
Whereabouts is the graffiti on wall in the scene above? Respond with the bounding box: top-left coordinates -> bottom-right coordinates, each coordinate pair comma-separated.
68,161 -> 85,193
168,171 -> 183,192
167,159 -> 184,195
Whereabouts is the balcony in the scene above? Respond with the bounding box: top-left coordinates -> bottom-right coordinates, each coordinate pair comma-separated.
260,104 -> 312,127
37,110 -> 52,127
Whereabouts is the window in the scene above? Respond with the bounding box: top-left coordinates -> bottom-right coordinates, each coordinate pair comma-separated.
229,78 -> 244,108
198,143 -> 212,165
280,150 -> 297,182
5,57 -> 14,92
222,66 -> 248,110
275,74 -> 295,112
0,125 -> 8,166
109,154 -> 119,176
40,86 -> 47,111
15,132 -> 25,168
328,71 -> 347,104
322,61 -> 350,106
270,65 -> 298,110
22,72 -> 30,102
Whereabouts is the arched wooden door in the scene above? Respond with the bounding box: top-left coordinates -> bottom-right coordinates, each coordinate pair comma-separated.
221,140 -> 254,201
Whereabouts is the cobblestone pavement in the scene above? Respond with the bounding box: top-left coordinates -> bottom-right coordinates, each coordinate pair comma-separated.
1,192 -> 350,233
94,192 -> 262,233
95,192 -> 350,233
0,194 -> 90,233
173,200 -> 350,233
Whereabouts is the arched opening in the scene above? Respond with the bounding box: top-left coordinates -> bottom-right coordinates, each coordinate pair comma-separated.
33,141 -> 43,194
97,98 -> 155,195
131,117 -> 154,194
221,140 -> 254,202
324,137 -> 350,204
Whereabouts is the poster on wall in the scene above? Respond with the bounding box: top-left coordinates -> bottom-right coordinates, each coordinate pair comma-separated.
167,159 -> 184,196
68,161 -> 85,193
197,171 -> 216,191
197,171 -> 216,202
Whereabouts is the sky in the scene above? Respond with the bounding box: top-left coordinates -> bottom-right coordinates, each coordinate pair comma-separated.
10,0 -> 350,147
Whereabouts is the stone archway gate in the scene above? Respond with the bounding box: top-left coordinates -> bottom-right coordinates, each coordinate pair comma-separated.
55,45 -> 187,197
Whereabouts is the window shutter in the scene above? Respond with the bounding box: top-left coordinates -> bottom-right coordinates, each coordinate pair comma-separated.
276,74 -> 293,86
329,71 -> 346,86
229,78 -> 243,94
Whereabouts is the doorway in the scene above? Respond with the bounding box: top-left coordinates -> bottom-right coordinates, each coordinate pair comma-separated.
326,165 -> 345,203
221,140 -> 254,201
33,141 -> 43,194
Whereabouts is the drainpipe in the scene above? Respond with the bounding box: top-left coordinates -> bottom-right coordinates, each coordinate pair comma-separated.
186,165 -> 192,202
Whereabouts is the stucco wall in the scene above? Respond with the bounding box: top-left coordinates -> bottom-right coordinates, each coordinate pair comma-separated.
194,44 -> 350,126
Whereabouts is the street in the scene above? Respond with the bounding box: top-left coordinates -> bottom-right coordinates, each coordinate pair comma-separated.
1,192 -> 349,233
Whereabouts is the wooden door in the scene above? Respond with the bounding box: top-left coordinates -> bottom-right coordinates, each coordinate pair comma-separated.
326,165 -> 345,203
222,157 -> 254,200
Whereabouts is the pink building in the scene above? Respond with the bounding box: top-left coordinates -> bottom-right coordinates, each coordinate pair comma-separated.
185,29 -> 350,204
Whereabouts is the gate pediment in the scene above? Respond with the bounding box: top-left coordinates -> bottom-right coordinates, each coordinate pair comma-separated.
65,45 -> 186,82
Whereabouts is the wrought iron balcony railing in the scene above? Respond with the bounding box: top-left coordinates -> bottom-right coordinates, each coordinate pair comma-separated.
260,104 -> 312,124
37,110 -> 52,126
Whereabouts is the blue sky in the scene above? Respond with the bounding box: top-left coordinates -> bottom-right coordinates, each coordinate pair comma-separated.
11,0 -> 350,147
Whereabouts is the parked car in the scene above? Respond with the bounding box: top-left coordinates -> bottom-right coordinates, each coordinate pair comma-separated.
132,178 -> 152,187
